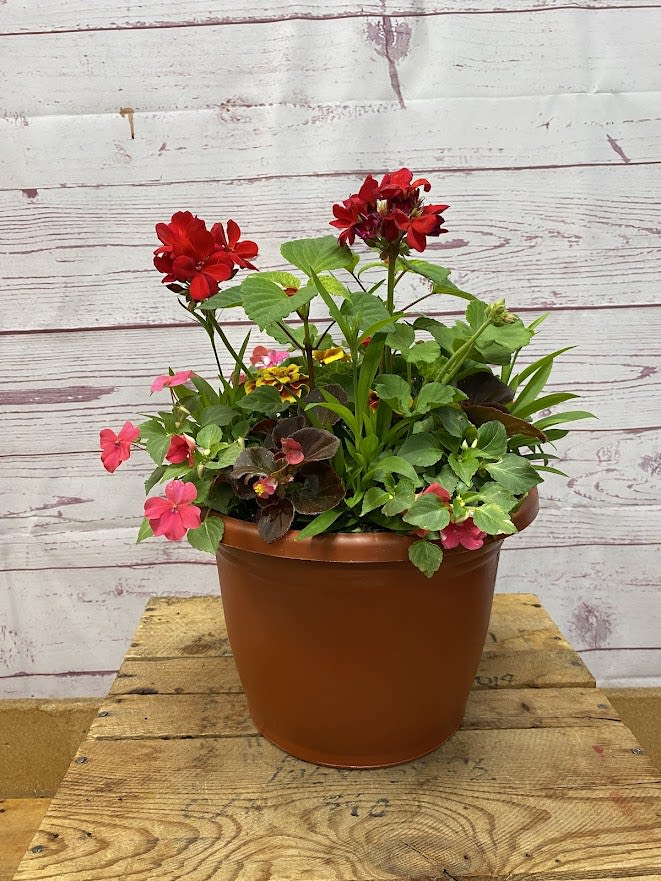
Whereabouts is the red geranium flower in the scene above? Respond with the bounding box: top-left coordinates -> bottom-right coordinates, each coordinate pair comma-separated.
212,219 -> 259,270
99,421 -> 140,474
153,211 -> 235,301
392,203 -> 449,252
144,479 -> 201,541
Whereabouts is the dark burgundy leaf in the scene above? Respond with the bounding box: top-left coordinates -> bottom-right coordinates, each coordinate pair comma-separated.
257,497 -> 295,543
463,404 -> 547,442
251,418 -> 277,437
230,447 -> 276,479
290,427 -> 340,462
271,416 -> 308,447
290,463 -> 345,514
458,371 -> 514,406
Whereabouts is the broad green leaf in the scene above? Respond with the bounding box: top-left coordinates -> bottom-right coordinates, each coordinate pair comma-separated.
241,277 -> 316,330
368,455 -> 419,485
374,374 -> 413,416
408,540 -> 443,578
295,507 -> 345,540
161,463 -> 192,480
448,449 -> 480,485
280,235 -> 356,276
136,517 -> 154,544
477,482 -> 517,511
400,258 -> 474,301
471,503 -> 517,536
187,516 -> 225,554
382,478 -> 417,516
466,299 -> 489,331
405,340 -> 440,365
414,382 -> 455,415
238,386 -> 287,416
475,421 -> 507,459
398,433 -> 445,467
190,374 -> 220,404
144,465 -> 166,495
199,285 -> 245,310
214,441 -> 243,468
196,424 -> 222,450
200,404 -> 236,427
402,495 -> 451,531
343,291 -> 396,336
386,323 -> 415,352
361,487 -> 392,516
485,454 -> 542,493
138,420 -> 171,465
437,406 -> 469,438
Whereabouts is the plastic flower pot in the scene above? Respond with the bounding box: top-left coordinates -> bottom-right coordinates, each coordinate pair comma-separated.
216,488 -> 539,769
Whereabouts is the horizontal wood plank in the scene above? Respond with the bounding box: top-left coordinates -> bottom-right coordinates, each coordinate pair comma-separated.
14,729 -> 661,880
3,10 -> 659,117
2,94 -> 658,192
89,688 -> 617,739
2,1 -> 659,34
2,166 -> 661,329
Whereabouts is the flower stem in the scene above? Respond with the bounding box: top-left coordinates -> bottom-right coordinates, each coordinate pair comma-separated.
384,254 -> 398,373
300,308 -> 316,390
209,314 -> 250,376
437,317 -> 493,384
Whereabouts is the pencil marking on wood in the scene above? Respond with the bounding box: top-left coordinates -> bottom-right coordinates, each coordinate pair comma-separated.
606,133 -> 631,163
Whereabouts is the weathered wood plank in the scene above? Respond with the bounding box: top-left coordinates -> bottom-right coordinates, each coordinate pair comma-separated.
3,10 -> 659,116
0,799 -> 51,881
89,688 -> 616,739
3,166 -> 660,328
14,730 -> 661,881
2,0 -> 659,34
2,94 -> 657,192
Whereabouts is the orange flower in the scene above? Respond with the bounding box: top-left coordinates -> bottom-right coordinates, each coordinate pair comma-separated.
244,364 -> 309,403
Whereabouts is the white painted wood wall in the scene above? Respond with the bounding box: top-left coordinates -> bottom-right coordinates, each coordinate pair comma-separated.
1,1 -> 659,697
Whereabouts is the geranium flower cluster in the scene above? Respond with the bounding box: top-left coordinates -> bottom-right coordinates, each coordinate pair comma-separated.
153,211 -> 258,301
330,167 -> 449,253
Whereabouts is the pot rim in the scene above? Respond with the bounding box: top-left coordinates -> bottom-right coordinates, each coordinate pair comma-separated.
217,487 -> 539,563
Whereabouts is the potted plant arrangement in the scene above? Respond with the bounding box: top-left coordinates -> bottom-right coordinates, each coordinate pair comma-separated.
100,169 -> 591,768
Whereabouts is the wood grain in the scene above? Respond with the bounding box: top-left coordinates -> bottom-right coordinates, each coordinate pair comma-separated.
0,799 -> 51,881
2,94 -> 657,192
14,730 -> 661,880
2,1 -> 660,34
4,11 -> 660,116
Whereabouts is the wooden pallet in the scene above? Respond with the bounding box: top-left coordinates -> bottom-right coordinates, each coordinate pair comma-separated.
12,594 -> 661,880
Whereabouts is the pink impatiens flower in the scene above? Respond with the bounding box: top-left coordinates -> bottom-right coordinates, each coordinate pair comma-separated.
166,434 -> 196,467
281,437 -> 304,466
100,421 -> 140,474
440,518 -> 486,551
249,346 -> 289,369
144,480 -> 201,541
151,370 -> 194,393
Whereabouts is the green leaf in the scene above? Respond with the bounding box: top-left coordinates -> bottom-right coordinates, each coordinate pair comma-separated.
403,495 -> 451,531
238,386 -> 286,416
187,516 -> 224,554
437,406 -> 469,438
414,382 -> 455,415
405,340 -> 441,365
448,449 -> 480,485
477,482 -> 517,511
196,424 -> 222,450
200,404 -> 236,427
214,441 -> 243,469
190,375 -> 220,404
280,235 -> 356,276
374,374 -> 413,416
508,347 -> 574,392
356,333 -> 386,416
386,323 -> 415,352
475,421 -> 507,459
360,487 -> 392,516
382,478 -> 417,516
141,425 -> 171,466
368,455 -> 420,485
534,409 -> 595,430
144,465 -> 166,495
295,507 -> 345,540
513,392 -> 580,420
466,299 -> 489,332
400,258 -> 474,301
241,277 -> 316,331
398,433 -> 445,467
343,291 -> 396,336
136,517 -> 154,544
471,503 -> 517,536
199,285 -> 245,310
485,454 -> 542,493
408,540 -> 443,578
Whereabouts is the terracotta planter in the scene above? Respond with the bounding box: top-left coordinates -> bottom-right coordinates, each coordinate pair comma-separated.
216,488 -> 539,768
